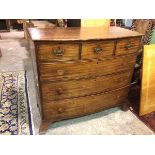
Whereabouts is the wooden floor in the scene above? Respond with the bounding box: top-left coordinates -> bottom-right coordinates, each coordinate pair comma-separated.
128,85 -> 155,133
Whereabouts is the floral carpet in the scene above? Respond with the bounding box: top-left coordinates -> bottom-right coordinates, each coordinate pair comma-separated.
0,71 -> 33,135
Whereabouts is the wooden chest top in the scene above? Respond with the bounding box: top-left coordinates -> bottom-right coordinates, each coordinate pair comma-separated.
28,26 -> 143,42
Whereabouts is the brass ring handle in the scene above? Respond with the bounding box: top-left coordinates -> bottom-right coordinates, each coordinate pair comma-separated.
53,47 -> 64,56
94,47 -> 103,54
124,44 -> 133,49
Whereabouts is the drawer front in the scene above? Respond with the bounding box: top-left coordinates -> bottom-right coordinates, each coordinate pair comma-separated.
39,53 -> 137,81
37,43 -> 80,61
42,87 -> 129,120
41,71 -> 132,101
115,37 -> 141,55
81,41 -> 115,59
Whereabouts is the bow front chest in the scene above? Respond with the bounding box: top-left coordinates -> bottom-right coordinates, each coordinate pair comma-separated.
28,27 -> 143,134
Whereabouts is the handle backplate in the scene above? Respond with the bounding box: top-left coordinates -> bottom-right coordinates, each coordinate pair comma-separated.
94,47 -> 103,54
124,44 -> 133,49
53,47 -> 64,56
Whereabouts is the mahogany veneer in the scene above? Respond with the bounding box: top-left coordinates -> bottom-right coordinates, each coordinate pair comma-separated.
28,26 -> 143,134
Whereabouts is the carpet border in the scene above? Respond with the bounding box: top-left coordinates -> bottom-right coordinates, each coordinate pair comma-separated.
25,71 -> 33,135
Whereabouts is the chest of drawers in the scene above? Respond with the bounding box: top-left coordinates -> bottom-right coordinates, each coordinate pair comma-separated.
28,27 -> 143,134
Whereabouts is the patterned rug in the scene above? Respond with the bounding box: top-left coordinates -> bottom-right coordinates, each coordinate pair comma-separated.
0,71 -> 33,135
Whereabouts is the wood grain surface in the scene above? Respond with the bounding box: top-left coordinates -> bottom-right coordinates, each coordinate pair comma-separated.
81,40 -> 115,59
28,27 -> 143,41
41,71 -> 132,101
39,53 -> 137,81
42,86 -> 129,121
116,37 -> 141,55
140,45 -> 155,116
37,43 -> 80,61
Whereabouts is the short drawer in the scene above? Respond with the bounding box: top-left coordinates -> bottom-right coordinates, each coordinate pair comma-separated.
81,41 -> 115,59
41,71 -> 132,101
42,86 -> 129,121
39,53 -> 137,81
37,43 -> 80,61
115,37 -> 141,55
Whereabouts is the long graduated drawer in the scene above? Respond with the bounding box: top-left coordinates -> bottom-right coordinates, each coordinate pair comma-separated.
39,53 -> 137,81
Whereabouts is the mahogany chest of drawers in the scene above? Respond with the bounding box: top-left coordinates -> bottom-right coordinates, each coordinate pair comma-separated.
28,27 -> 143,134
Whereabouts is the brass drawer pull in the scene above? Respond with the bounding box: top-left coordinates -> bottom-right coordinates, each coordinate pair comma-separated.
56,88 -> 63,95
124,44 -> 133,49
57,70 -> 64,76
58,107 -> 64,113
53,47 -> 64,56
94,47 -> 103,54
